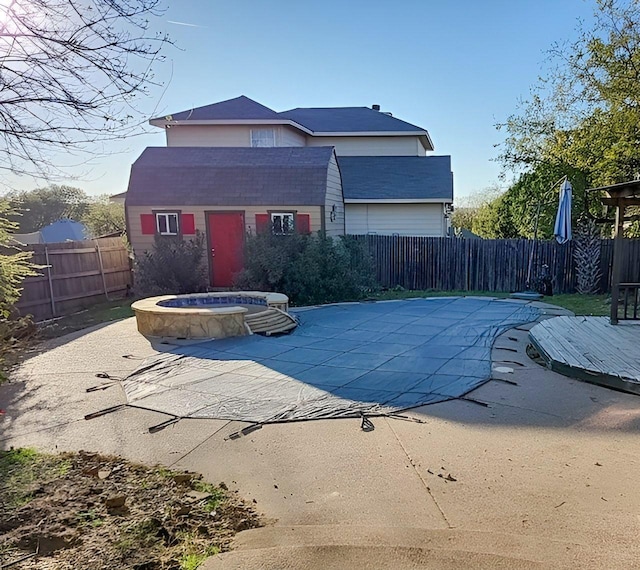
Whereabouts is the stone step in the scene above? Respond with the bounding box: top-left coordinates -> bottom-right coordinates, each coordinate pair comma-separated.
245,314 -> 290,330
245,309 -> 297,335
202,525 -> 592,569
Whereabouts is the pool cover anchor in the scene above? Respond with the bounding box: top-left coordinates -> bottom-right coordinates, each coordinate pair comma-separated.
84,404 -> 127,420
360,414 -> 375,432
459,396 -> 490,407
86,372 -> 121,392
148,416 -> 181,434
226,423 -> 264,441
385,413 -> 428,424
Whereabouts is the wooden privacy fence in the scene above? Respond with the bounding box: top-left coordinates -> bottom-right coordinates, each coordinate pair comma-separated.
15,237 -> 132,322
351,235 -> 640,294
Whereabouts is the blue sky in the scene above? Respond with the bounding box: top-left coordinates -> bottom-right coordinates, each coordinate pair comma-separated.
9,0 -> 596,201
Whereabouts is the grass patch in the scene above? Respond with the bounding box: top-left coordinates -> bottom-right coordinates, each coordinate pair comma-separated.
369,289 -> 609,316
192,480 -> 226,513
38,298 -> 134,340
548,294 -> 609,316
0,447 -> 71,508
369,289 -> 509,301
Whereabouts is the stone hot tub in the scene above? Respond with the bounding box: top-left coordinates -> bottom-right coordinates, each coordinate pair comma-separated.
131,291 -> 291,340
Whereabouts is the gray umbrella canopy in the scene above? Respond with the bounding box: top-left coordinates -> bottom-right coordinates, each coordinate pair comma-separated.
554,180 -> 573,244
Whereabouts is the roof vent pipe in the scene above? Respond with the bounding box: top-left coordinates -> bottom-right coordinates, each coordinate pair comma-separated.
372,104 -> 380,111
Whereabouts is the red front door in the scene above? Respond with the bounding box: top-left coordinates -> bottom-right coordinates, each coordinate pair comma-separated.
208,212 -> 245,287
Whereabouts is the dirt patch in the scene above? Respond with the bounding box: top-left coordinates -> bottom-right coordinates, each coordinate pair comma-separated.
0,448 -> 261,569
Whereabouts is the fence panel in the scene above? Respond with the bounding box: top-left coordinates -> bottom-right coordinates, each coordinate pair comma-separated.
15,237 -> 132,321
352,235 -> 640,294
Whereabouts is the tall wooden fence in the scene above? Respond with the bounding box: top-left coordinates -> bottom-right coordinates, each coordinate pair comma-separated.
352,235 -> 640,294
15,237 -> 132,322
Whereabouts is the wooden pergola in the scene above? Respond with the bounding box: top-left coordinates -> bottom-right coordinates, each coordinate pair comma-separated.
588,179 -> 640,324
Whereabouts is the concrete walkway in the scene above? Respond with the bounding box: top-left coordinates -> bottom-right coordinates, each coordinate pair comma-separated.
2,312 -> 640,568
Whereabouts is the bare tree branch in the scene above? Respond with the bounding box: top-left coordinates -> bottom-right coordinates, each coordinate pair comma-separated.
0,0 -> 171,179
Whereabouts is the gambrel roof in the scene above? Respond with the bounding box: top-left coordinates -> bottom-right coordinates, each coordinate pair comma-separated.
126,146 -> 335,207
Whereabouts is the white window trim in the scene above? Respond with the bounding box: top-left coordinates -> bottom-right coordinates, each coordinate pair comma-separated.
250,128 -> 277,148
156,212 -> 179,235
270,212 -> 295,235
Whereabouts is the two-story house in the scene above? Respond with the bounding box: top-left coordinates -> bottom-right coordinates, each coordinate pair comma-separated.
125,95 -> 453,286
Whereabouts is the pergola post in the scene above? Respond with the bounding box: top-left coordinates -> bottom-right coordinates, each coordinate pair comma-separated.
610,199 -> 625,325
589,179 -> 640,324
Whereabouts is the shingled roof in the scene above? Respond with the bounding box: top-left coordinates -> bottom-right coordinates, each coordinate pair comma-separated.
151,96 -> 431,143
338,156 -> 453,201
126,147 -> 335,207
278,107 -> 426,134
153,96 -> 280,122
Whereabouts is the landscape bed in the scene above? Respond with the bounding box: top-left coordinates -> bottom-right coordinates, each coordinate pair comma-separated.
0,448 -> 260,570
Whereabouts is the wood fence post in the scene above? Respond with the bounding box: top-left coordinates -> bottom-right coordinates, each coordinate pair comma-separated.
95,239 -> 110,301
44,244 -> 56,317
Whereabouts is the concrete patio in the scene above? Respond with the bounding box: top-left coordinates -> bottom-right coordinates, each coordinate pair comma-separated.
1,302 -> 640,569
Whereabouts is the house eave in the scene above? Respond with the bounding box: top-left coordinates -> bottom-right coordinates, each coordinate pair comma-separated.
149,117 -> 314,135
345,198 -> 450,204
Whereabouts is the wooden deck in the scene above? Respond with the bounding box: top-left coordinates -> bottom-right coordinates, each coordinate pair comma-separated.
529,316 -> 640,395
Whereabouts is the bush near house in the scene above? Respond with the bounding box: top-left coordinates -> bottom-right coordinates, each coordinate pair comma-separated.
234,232 -> 377,306
134,232 -> 209,297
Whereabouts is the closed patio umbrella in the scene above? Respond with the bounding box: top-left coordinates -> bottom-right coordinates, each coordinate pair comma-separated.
554,179 -> 573,244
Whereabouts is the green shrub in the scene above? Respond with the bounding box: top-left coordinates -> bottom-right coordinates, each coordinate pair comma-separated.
134,232 -> 209,296
0,201 -> 36,319
234,232 -> 377,305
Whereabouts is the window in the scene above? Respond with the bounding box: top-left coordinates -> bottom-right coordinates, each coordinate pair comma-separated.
251,128 -> 276,147
156,212 -> 179,235
271,212 -> 295,235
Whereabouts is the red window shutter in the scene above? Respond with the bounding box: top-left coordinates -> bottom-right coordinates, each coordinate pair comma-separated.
140,214 -> 156,235
297,214 -> 311,234
181,213 -> 196,235
255,213 -> 269,234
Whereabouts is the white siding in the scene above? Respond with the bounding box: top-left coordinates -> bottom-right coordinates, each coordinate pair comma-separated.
345,203 -> 446,237
166,125 -> 252,146
165,125 -> 307,147
306,135 -> 425,156
324,154 -> 345,236
280,126 -> 306,146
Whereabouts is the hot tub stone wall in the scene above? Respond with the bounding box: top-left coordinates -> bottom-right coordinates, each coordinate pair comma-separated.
134,306 -> 247,339
131,291 -> 290,340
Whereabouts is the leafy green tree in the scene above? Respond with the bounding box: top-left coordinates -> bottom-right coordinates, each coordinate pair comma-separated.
490,164 -> 590,239
7,185 -> 89,233
451,206 -> 478,233
497,0 -> 640,235
81,197 -> 125,237
472,194 -> 519,239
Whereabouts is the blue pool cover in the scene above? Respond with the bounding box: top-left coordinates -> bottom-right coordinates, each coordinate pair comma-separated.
123,297 -> 540,423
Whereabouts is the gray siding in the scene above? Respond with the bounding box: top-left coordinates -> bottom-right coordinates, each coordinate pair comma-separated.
324,154 -> 345,236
